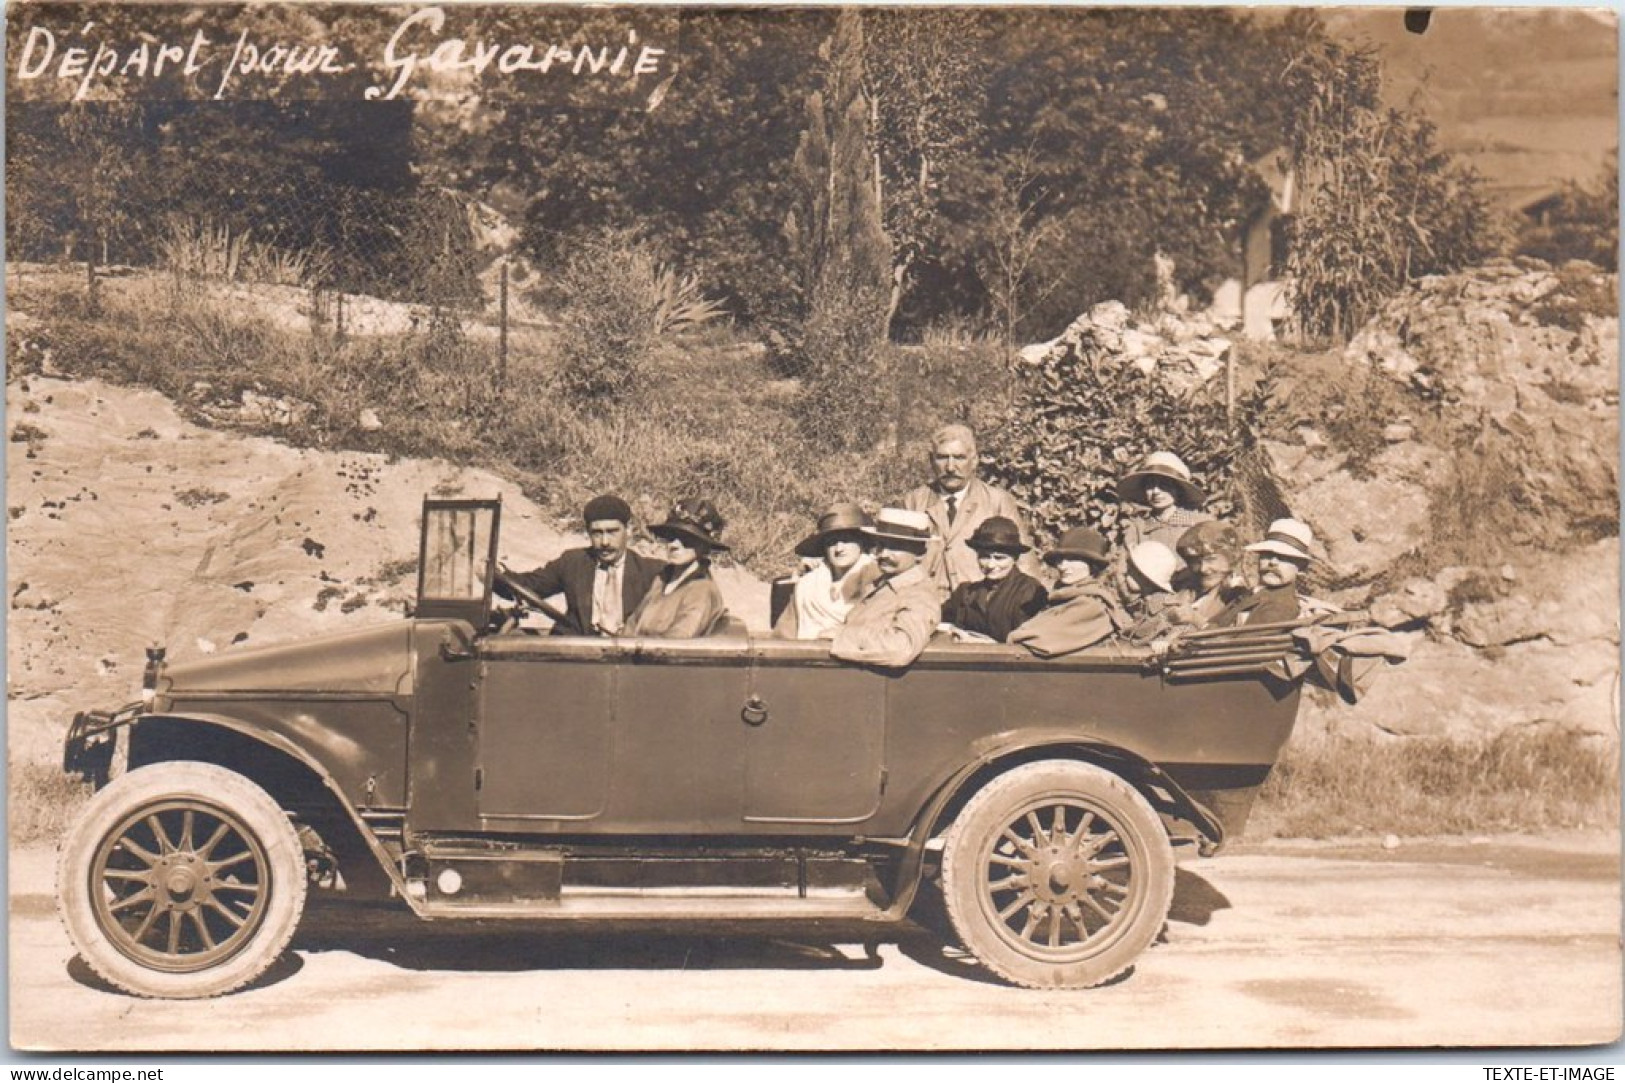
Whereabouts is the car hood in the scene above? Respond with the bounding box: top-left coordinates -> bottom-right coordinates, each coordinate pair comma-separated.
160,621 -> 418,698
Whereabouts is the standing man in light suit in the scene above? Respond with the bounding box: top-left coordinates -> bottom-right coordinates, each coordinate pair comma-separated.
901,424 -> 1036,598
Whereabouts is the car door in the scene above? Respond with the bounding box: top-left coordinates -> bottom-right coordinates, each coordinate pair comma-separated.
603,641 -> 751,831
741,643 -> 888,825
475,637 -> 618,825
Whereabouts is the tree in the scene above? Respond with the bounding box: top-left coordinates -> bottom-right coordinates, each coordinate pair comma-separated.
862,9 -> 988,337
1516,153 -> 1619,271
1282,38 -> 1499,339
782,11 -> 893,449
974,147 -> 1066,359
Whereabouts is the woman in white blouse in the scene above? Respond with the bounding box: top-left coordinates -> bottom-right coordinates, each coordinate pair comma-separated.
773,503 -> 880,640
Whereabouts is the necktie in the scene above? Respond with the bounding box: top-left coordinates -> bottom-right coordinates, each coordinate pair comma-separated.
593,562 -> 622,633
945,493 -> 959,525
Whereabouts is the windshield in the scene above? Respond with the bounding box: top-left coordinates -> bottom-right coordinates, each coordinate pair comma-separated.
417,498 -> 501,623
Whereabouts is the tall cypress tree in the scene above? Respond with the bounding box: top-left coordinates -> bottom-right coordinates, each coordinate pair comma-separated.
782,11 -> 893,450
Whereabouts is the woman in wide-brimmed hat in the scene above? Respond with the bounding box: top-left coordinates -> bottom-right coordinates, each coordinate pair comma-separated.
625,498 -> 732,638
774,503 -> 880,640
1115,451 -> 1214,553
939,516 -> 1048,643
1010,526 -> 1128,658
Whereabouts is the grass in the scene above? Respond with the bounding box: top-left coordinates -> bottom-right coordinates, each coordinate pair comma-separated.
10,761 -> 93,846
9,268 -> 999,580
1249,726 -> 1619,839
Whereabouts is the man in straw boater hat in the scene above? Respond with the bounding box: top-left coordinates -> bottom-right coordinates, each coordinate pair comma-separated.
1010,526 -> 1128,658
1115,450 -> 1214,553
939,516 -> 1048,643
901,424 -> 1036,599
497,493 -> 664,636
1211,517 -> 1316,629
831,508 -> 943,668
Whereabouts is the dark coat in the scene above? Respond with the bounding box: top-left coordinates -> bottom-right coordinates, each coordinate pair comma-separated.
506,548 -> 665,636
1212,583 -> 1302,629
942,570 -> 1049,643
1009,582 -> 1126,658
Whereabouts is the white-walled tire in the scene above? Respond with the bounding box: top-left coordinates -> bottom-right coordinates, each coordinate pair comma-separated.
941,760 -> 1174,989
58,762 -> 307,999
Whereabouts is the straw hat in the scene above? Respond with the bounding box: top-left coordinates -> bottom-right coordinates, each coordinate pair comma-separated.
1246,518 -> 1314,563
794,503 -> 873,558
1116,451 -> 1204,509
651,498 -> 729,552
1127,541 -> 1179,593
861,507 -> 935,548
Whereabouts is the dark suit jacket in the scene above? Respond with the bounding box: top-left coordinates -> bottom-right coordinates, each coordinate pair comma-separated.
1212,583 -> 1301,629
507,549 -> 665,636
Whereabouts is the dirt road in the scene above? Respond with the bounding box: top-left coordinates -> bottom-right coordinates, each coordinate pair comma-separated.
11,834 -> 1619,1052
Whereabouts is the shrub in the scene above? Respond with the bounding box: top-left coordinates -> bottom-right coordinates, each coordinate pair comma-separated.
158,216 -> 328,288
1516,155 -> 1619,272
790,274 -> 893,451
1283,41 -> 1499,340
983,333 -> 1275,545
551,228 -> 724,406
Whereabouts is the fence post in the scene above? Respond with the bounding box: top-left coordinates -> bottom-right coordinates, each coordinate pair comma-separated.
336,290 -> 346,343
498,259 -> 509,393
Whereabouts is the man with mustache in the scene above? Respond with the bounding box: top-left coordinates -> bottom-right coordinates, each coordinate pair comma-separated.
831,508 -> 943,668
497,494 -> 664,636
901,424 -> 1034,599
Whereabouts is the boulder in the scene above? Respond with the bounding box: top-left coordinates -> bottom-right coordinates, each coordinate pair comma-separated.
1285,442 -> 1447,580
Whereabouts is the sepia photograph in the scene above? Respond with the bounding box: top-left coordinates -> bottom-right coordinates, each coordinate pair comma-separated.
4,1 -> 1620,1054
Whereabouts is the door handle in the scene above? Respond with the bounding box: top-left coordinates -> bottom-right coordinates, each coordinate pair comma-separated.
741,694 -> 768,726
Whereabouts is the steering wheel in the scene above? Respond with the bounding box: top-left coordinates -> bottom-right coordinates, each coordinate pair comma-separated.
489,565 -> 561,635
493,564 -> 551,612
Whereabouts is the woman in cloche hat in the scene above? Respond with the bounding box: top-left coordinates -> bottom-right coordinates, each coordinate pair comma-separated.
625,498 -> 732,638
1115,450 -> 1213,552
1010,526 -> 1128,658
939,516 -> 1048,643
774,503 -> 880,640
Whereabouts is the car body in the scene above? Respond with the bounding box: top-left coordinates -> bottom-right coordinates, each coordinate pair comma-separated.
59,498 -> 1312,997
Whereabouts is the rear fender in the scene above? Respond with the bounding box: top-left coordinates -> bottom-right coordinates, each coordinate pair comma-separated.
878,730 -> 1223,920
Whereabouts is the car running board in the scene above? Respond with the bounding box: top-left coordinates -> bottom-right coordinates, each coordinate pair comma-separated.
405,844 -> 895,922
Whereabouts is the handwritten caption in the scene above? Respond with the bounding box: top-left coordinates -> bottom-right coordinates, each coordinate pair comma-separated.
11,5 -> 670,102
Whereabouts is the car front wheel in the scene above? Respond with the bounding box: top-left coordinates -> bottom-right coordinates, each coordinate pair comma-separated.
941,759 -> 1175,989
58,762 -> 308,999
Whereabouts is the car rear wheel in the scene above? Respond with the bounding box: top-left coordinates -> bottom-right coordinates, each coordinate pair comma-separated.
58,762 -> 307,999
941,759 -> 1174,989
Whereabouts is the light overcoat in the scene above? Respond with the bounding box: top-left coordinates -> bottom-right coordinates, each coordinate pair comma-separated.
902,478 -> 1036,597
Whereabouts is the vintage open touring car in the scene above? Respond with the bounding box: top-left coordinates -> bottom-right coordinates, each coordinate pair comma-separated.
59,497 -> 1317,998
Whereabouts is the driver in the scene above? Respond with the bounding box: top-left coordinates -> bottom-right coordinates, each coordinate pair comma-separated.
497,494 -> 665,636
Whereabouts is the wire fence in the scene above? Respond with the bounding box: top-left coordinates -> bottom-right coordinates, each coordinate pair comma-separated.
10,172 -> 529,390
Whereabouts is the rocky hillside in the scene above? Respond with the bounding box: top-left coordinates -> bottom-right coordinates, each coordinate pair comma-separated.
1295,260 -> 1619,741
4,375 -> 768,766
1015,259 -> 1619,744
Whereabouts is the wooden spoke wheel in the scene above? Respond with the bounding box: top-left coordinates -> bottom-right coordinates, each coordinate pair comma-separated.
941,760 -> 1174,989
